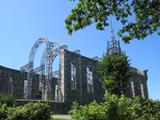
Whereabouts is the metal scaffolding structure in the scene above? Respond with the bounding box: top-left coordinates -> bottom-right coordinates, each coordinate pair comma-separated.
106,18 -> 121,55
20,38 -> 67,101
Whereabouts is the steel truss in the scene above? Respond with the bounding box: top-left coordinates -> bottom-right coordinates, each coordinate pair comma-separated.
20,38 -> 67,101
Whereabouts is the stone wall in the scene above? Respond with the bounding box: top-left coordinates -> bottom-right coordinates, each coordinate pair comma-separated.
61,50 -> 104,104
0,49 -> 149,110
60,50 -> 149,105
0,65 -> 59,100
0,65 -> 24,98
125,68 -> 148,98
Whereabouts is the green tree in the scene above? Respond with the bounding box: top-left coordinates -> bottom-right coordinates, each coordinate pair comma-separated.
69,53 -> 160,120
97,54 -> 130,95
65,0 -> 160,43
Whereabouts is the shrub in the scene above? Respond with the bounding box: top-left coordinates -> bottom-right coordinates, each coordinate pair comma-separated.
103,93 -> 141,120
7,102 -> 51,120
0,102 -> 51,120
0,104 -> 8,120
69,101 -> 108,120
70,94 -> 160,120
138,99 -> 160,120
0,93 -> 15,106
23,102 -> 51,120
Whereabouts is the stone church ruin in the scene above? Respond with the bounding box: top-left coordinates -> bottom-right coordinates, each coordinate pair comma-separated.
0,37 -> 148,112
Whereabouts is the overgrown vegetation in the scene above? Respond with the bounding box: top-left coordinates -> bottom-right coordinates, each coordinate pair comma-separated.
97,54 -> 130,95
70,93 -> 160,120
7,102 -> 50,120
0,94 -> 50,120
69,54 -> 160,119
0,93 -> 15,106
0,102 -> 50,120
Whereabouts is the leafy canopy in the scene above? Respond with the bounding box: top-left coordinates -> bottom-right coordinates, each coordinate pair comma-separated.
97,54 -> 130,95
65,0 -> 160,43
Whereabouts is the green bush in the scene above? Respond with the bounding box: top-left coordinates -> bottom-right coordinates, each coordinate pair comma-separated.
0,104 -> 8,120
70,94 -> 160,120
69,101 -> 108,120
139,99 -> 160,120
0,93 -> 15,106
0,102 -> 51,120
7,102 -> 50,120
103,94 -> 141,120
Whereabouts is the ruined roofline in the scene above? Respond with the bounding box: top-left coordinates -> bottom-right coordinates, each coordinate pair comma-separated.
63,49 -> 99,62
130,66 -> 148,73
130,66 -> 148,80
0,65 -> 20,72
63,49 -> 148,77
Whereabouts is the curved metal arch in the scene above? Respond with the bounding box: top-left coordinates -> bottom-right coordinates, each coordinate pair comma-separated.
44,42 -> 67,101
21,37 -> 67,101
26,38 -> 48,99
29,38 -> 48,67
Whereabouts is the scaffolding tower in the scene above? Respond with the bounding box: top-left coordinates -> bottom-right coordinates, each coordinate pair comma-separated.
106,18 -> 121,55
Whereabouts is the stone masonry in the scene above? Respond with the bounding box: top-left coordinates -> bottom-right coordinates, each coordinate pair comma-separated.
0,49 -> 148,113
59,49 -> 148,105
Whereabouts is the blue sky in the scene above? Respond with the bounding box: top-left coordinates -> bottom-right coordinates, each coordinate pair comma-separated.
0,0 -> 159,99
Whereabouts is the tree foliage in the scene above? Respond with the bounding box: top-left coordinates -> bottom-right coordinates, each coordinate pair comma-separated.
65,0 -> 160,43
70,94 -> 160,120
97,54 -> 130,95
0,93 -> 15,106
0,102 -> 50,120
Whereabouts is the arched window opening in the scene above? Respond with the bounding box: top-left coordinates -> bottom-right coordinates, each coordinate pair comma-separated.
130,81 -> 135,97
8,76 -> 13,95
24,80 -> 28,98
140,83 -> 145,98
55,84 -> 58,101
70,63 -> 77,90
86,67 -> 93,93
